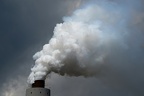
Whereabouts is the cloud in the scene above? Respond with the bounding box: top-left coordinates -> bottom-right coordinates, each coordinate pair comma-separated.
1,76 -> 27,96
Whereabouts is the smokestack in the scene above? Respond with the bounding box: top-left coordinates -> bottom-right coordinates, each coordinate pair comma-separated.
26,80 -> 50,96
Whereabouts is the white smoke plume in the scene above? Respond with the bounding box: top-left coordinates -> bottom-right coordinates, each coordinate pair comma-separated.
28,3 -> 128,84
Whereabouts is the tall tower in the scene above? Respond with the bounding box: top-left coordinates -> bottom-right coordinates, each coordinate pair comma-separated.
26,80 -> 50,96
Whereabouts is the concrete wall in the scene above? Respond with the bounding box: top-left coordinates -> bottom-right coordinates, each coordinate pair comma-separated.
26,88 -> 50,96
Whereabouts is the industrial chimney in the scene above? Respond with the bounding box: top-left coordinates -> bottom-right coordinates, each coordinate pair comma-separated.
26,80 -> 50,96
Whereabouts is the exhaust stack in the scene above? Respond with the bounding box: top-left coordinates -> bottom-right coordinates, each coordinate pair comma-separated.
26,80 -> 50,96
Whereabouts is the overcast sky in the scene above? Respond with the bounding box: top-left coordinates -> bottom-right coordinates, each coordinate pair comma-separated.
0,0 -> 144,96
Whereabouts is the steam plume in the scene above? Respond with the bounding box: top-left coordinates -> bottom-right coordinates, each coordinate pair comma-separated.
28,3 -> 128,84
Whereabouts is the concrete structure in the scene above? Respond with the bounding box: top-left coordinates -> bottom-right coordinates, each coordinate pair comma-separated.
26,80 -> 50,96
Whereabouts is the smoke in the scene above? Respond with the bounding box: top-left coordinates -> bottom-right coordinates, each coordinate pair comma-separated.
1,76 -> 27,96
0,0 -> 144,96
27,1 -> 131,84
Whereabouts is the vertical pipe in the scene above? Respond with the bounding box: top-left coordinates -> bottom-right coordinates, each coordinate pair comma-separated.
26,80 -> 50,96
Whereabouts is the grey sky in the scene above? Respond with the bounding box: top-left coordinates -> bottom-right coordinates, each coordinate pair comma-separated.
0,0 -> 144,96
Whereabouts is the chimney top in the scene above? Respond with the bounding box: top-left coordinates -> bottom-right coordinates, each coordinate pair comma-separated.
32,80 -> 45,88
